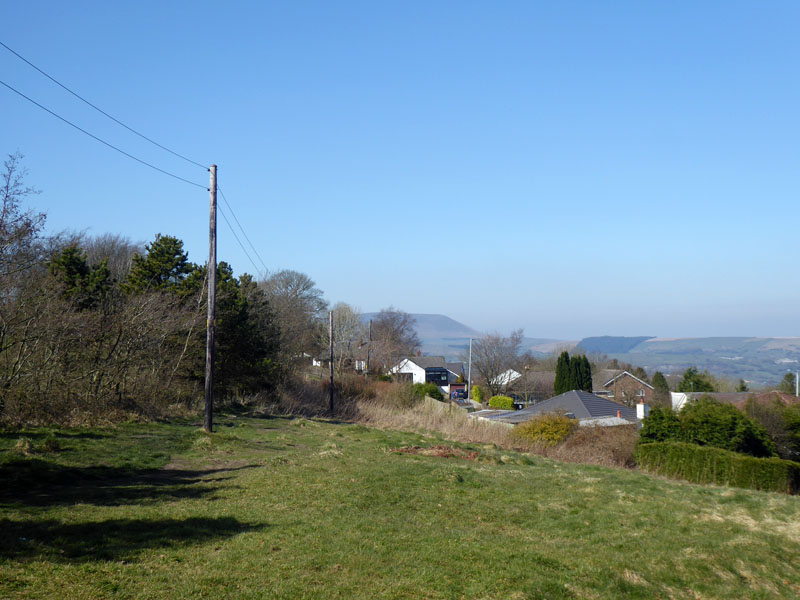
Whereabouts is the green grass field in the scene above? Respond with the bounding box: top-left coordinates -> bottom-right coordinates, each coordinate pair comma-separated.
2,413 -> 799,599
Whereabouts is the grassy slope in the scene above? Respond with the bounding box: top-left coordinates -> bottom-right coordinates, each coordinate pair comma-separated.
1,415 -> 799,599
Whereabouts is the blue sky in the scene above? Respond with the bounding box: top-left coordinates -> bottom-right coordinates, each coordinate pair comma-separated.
2,1 -> 799,339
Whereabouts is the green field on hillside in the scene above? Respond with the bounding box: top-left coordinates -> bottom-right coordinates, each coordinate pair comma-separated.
1,414 -> 799,599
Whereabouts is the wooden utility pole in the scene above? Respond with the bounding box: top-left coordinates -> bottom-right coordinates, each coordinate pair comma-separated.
203,164 -> 217,433
366,319 -> 372,376
329,310 -> 334,413
467,338 -> 472,401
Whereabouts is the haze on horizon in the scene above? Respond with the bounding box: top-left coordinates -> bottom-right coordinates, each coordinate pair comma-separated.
2,2 -> 798,341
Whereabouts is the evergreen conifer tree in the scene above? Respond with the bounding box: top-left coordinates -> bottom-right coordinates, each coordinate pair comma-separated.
554,351 -> 570,395
580,355 -> 593,392
124,234 -> 194,293
652,371 -> 670,402
569,358 -> 582,392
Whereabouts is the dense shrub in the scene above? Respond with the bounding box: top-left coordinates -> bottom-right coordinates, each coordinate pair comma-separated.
636,441 -> 800,494
681,397 -> 776,457
743,397 -> 800,461
639,406 -> 682,442
412,382 -> 444,401
488,395 -> 514,410
513,414 -> 577,447
639,398 -> 776,458
471,385 -> 483,404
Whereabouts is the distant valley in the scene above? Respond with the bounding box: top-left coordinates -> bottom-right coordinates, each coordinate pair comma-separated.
381,314 -> 800,386
576,336 -> 800,386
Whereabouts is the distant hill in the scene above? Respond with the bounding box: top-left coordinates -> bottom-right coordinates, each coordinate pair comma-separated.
578,336 -> 655,354
361,313 -> 479,340
359,314 -> 800,384
585,337 -> 800,386
361,313 -> 564,361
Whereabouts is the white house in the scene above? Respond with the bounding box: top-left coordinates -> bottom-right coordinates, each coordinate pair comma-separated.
389,356 -> 464,392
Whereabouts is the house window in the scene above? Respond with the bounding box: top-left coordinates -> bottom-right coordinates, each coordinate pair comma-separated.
637,389 -> 645,397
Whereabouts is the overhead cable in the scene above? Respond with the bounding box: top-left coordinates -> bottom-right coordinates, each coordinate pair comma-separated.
0,39 -> 207,170
218,185 -> 270,278
217,202 -> 267,280
0,78 -> 207,189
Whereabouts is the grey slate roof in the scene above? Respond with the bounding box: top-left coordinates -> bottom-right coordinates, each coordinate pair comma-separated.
399,356 -> 447,369
490,390 -> 637,425
446,362 -> 465,376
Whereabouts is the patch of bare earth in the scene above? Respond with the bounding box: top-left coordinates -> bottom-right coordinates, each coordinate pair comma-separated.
391,445 -> 478,460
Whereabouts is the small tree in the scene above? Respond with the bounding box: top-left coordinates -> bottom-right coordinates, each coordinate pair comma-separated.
651,371 -> 670,406
631,366 -> 649,382
779,373 -> 796,395
676,367 -> 715,393
471,385 -> 483,404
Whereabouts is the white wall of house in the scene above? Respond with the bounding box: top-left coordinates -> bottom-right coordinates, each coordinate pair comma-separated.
390,359 -> 427,384
671,392 -> 689,411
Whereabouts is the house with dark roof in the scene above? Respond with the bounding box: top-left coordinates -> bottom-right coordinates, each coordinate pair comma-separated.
482,390 -> 638,426
389,356 -> 464,389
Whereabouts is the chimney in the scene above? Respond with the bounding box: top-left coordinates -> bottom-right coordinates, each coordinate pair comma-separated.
637,402 -> 650,420
616,410 -> 621,418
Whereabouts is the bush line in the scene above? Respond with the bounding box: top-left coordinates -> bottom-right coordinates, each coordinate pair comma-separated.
635,441 -> 800,494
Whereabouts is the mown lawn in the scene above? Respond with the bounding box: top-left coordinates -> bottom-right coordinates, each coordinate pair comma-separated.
1,414 -> 799,599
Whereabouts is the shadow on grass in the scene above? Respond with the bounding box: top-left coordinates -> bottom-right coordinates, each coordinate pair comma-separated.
0,430 -> 110,440
0,516 -> 267,562
0,458 -> 258,508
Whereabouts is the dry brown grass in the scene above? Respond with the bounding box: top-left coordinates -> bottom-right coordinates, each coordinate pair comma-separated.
537,423 -> 639,468
356,396 -> 519,447
351,382 -> 638,468
248,376 -> 639,469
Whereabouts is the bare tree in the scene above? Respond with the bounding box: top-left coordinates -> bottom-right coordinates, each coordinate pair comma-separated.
470,329 -> 524,397
259,270 -> 327,369
0,152 -> 45,280
329,302 -> 366,374
83,233 -> 144,282
370,306 -> 420,371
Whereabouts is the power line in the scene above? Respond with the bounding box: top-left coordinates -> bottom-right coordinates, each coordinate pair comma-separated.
0,39 -> 207,170
217,202 -> 267,280
0,78 -> 207,189
217,185 -> 270,278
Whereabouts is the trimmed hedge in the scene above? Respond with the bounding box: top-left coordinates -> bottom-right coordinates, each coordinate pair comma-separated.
635,441 -> 800,494
488,395 -> 514,410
